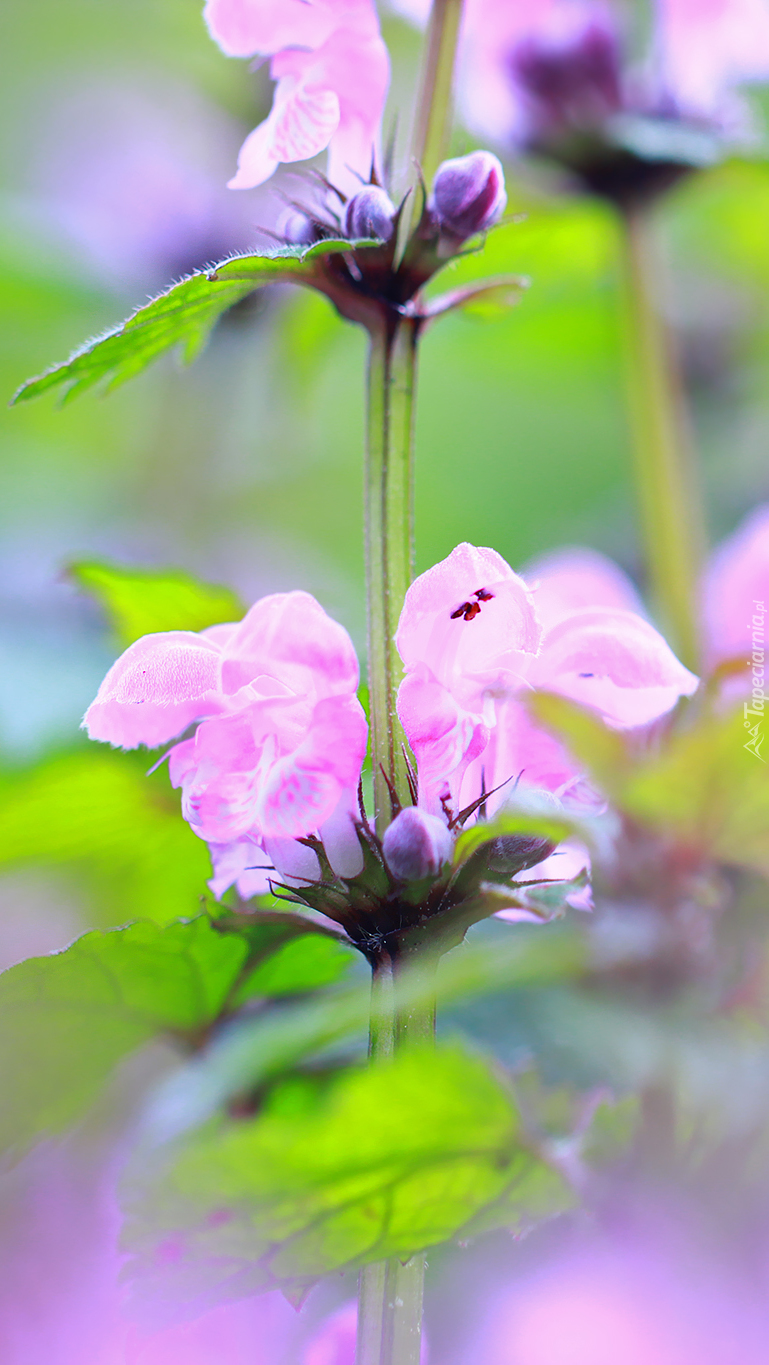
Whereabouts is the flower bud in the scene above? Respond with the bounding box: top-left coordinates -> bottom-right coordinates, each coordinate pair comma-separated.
383,807 -> 452,882
430,151 -> 507,241
277,207 -> 319,246
344,185 -> 396,242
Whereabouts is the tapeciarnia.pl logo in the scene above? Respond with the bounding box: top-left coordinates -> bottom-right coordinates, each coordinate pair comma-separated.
744,599 -> 766,762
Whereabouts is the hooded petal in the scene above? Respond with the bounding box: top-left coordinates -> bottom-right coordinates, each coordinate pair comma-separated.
83,631 -> 224,748
524,546 -> 644,632
533,607 -> 699,728
223,591 -> 360,698
396,543 -> 541,704
203,0 -> 339,59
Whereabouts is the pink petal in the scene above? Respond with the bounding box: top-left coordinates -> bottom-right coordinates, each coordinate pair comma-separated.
83,631 -> 224,748
657,0 -> 769,113
227,117 -> 282,190
397,669 -> 487,813
524,547 -> 644,633
204,0 -> 338,59
207,838 -> 272,900
702,503 -> 769,667
256,695 -> 368,838
396,543 -> 541,697
225,592 -> 360,699
533,608 -> 699,728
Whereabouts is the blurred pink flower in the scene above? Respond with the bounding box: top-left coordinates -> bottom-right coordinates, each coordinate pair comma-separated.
204,0 -> 390,192
396,541 -> 697,820
392,0 -> 769,151
302,1302 -> 357,1365
525,502 -> 769,674
84,592 -> 367,895
657,0 -> 769,116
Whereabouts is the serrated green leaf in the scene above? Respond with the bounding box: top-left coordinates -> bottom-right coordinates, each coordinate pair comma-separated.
69,559 -> 244,646
122,1044 -> 572,1314
10,242 -> 359,406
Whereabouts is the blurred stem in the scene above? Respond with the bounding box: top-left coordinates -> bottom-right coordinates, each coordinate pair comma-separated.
618,204 -> 705,670
410,0 -> 464,185
365,317 -> 419,834
357,950 -> 436,1365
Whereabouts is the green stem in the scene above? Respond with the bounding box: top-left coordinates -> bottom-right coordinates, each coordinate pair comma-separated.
357,950 -> 436,1365
618,204 -> 705,671
365,317 -> 419,834
410,0 -> 465,187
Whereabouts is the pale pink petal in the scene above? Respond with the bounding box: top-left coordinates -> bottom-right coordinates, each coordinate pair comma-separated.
83,630 -> 224,748
524,547 -> 644,632
396,543 -> 541,700
657,0 -> 769,114
263,834 -> 321,883
320,799 -> 365,878
225,591 -> 360,698
397,669 -> 487,814
207,838 -> 272,900
255,695 -> 368,838
169,712 -> 264,842
702,503 -> 769,666
227,114 -> 282,190
534,608 -> 699,727
204,0 -> 339,59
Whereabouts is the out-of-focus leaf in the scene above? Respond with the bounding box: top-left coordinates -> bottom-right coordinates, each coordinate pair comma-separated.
528,695 -> 769,874
140,923 -> 585,1143
69,560 -> 244,646
0,751 -> 212,927
525,692 -> 630,793
424,275 -> 530,322
622,708 -> 769,874
0,914 -> 353,1161
10,241 -> 360,405
123,1044 -> 573,1316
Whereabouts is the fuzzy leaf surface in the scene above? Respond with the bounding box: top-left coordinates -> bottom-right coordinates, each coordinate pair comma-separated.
10,241 -> 357,405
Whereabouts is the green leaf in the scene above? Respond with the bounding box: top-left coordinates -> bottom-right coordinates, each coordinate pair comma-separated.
453,807 -> 575,869
0,751 -> 212,928
0,913 -> 353,1161
69,560 -> 244,646
424,275 -> 530,322
0,917 -> 243,1159
10,241 -> 358,406
122,1045 -> 573,1314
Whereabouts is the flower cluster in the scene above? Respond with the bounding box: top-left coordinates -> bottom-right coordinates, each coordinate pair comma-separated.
85,538 -> 704,953
394,0 -> 769,205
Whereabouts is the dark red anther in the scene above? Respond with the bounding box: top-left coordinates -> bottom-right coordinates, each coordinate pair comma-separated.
450,600 -> 481,621
475,588 -> 494,601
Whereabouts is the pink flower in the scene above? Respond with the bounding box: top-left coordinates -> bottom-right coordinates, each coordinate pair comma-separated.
302,1302 -> 357,1365
702,502 -> 769,667
84,591 -> 367,894
396,542 -> 698,821
203,0 -> 390,192
656,0 -> 769,117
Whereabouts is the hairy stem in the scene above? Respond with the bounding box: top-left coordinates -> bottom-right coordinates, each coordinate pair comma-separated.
357,950 -> 436,1365
410,0 -> 465,186
365,317 -> 419,834
619,204 -> 705,671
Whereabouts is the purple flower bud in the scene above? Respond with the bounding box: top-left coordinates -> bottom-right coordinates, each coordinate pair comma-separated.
383,807 -> 452,882
277,208 -> 319,246
344,185 -> 396,241
430,151 -> 507,241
